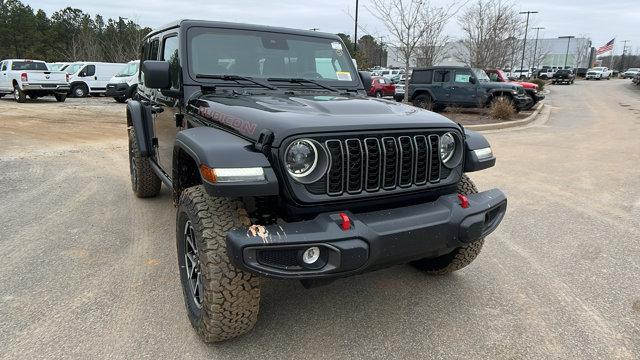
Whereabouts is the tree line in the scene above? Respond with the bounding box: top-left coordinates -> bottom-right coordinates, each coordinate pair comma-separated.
0,0 -> 151,62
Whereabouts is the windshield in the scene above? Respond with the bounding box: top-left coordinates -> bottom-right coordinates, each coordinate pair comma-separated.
592,67 -> 605,71
628,68 -> 640,71
11,61 -> 48,71
65,63 -> 84,74
116,62 -> 139,77
188,27 -> 358,86
472,68 -> 490,82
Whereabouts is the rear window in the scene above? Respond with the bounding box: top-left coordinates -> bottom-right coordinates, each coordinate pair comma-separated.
11,61 -> 48,71
411,69 -> 432,84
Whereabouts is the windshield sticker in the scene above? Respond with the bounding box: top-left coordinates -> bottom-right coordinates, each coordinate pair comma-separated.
336,71 -> 352,81
331,42 -> 342,50
197,106 -> 257,136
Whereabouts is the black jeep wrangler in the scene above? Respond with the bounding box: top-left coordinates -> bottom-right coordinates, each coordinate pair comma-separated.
127,20 -> 507,343
408,66 -> 530,112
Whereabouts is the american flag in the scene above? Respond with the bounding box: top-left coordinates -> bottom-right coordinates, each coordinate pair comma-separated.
596,38 -> 615,55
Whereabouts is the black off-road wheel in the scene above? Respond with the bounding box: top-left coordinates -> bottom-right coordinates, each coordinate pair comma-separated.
413,93 -> 435,111
410,175 -> 485,274
55,93 -> 67,102
128,128 -> 161,198
13,84 -> 26,103
114,96 -> 127,103
177,186 -> 261,343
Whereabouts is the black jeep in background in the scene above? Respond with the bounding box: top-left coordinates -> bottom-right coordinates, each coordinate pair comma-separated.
407,66 -> 530,112
127,20 -> 507,343
552,69 -> 575,85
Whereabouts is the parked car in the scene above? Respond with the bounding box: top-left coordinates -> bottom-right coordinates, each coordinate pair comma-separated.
105,60 -> 140,103
552,69 -> 575,85
633,72 -> 640,86
367,76 -> 395,98
510,68 -> 531,79
393,74 -> 408,102
408,66 -> 530,112
485,69 -> 544,109
128,19 -> 506,343
585,67 -> 612,80
537,68 -> 556,80
575,67 -> 588,78
47,62 -> 71,71
0,59 -> 69,102
65,61 -> 126,97
379,68 -> 404,80
621,68 -> 640,79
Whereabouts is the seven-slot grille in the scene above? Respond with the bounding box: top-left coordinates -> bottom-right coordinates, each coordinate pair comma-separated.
318,135 -> 443,196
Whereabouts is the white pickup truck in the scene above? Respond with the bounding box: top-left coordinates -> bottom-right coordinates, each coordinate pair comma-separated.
0,59 -> 70,102
585,67 -> 612,80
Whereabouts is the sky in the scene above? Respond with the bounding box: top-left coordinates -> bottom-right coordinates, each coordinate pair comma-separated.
22,0 -> 640,55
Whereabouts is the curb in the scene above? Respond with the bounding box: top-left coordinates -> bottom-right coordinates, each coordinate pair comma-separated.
465,102 -> 546,131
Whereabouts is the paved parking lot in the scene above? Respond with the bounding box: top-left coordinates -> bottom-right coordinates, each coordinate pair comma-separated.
1,81 -> 639,359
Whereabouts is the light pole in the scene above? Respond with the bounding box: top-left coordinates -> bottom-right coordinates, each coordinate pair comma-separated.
378,36 -> 386,67
353,0 -> 359,53
558,36 -> 575,69
531,27 -> 545,70
519,11 -> 538,77
620,40 -> 630,71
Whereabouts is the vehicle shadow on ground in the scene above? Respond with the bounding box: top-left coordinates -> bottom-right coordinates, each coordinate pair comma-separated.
196,265 -> 482,357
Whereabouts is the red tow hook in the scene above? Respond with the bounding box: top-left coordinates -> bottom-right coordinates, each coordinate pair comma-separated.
458,194 -> 469,209
339,212 -> 351,231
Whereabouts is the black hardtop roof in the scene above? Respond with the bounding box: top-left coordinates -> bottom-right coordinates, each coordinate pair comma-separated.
413,66 -> 473,71
145,19 -> 341,41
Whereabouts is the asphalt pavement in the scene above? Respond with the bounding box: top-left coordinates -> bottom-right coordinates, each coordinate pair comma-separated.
0,80 -> 639,359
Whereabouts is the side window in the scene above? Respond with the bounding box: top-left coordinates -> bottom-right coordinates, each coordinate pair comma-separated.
411,70 -> 432,84
434,70 -> 450,83
488,73 -> 499,81
454,70 -> 473,83
83,65 -> 96,77
0,62 -> 6,71
162,35 -> 180,89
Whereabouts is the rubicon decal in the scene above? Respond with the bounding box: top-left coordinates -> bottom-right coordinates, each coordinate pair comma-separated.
197,106 -> 257,136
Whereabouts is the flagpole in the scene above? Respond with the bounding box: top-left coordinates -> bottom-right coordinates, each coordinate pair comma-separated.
609,38 -> 615,69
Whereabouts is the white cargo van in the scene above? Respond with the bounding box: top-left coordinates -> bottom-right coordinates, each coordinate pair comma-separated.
65,61 -> 126,97
105,60 -> 140,103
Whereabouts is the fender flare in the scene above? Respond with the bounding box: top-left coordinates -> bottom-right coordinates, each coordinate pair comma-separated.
464,129 -> 495,172
175,127 -> 279,197
126,101 -> 154,157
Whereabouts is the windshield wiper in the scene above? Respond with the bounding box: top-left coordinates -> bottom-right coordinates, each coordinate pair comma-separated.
267,77 -> 348,94
195,74 -> 278,90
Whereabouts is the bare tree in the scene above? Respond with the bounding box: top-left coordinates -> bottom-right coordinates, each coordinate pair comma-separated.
457,0 -> 522,69
417,7 -> 451,67
367,0 -> 461,101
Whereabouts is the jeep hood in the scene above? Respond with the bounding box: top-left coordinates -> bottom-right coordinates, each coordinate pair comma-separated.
188,93 -> 457,146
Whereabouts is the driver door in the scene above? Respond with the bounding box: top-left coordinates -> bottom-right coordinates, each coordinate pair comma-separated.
449,69 -> 478,106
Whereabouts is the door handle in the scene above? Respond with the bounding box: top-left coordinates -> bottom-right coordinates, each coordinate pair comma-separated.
94,76 -> 97,80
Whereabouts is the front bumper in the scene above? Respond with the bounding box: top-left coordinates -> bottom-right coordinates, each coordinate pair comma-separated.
21,83 -> 69,92
105,83 -> 129,97
513,94 -> 533,109
227,189 -> 507,279
586,74 -> 602,79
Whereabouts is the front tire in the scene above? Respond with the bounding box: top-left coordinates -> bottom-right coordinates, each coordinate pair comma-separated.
114,96 -> 127,103
55,93 -> 67,102
71,84 -> 88,98
177,187 -> 260,343
410,175 -> 485,274
128,128 -> 161,198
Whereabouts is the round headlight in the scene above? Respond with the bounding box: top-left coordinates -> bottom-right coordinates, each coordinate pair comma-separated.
439,132 -> 456,164
285,139 -> 318,177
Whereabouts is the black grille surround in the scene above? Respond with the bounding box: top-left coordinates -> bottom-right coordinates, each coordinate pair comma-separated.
280,129 -> 464,204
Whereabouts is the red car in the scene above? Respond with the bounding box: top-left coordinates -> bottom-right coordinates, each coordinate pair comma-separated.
485,69 -> 544,110
368,76 -> 396,98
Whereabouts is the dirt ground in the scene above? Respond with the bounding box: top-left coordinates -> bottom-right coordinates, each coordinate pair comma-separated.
0,97 -> 126,159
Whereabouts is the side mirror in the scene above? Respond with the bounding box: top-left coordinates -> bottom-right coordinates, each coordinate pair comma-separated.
142,60 -> 171,89
359,71 -> 372,93
78,71 -> 86,77
469,77 -> 477,84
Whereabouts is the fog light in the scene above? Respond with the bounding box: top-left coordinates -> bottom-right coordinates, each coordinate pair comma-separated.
302,247 -> 320,264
